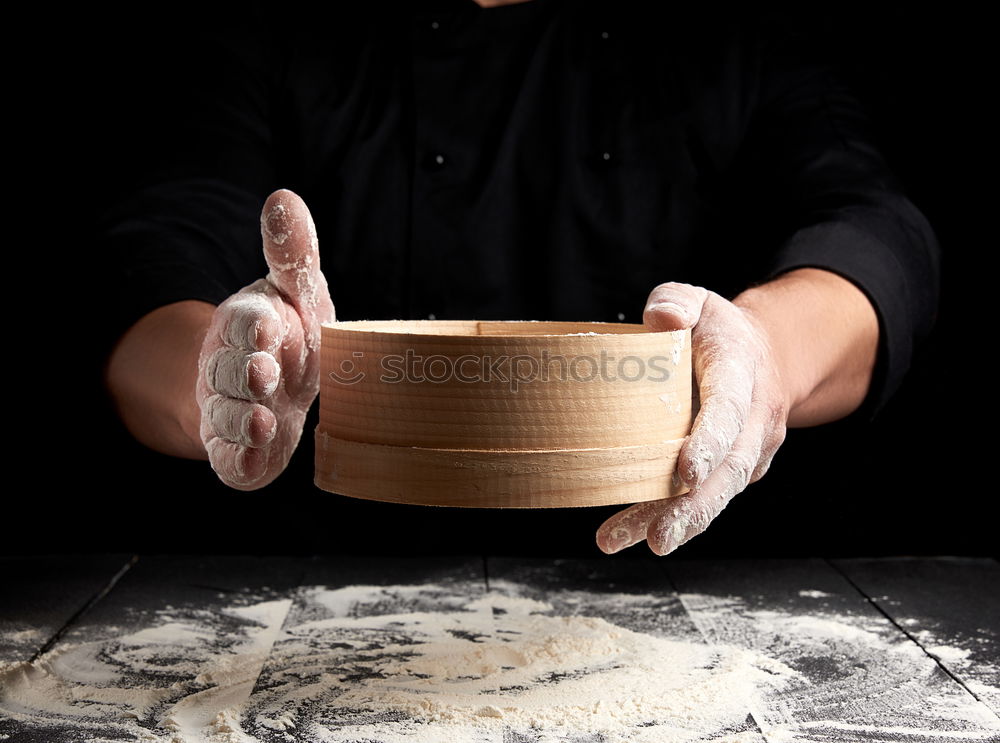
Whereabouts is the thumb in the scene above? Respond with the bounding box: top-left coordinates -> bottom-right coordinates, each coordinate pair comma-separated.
260,189 -> 333,319
643,282 -> 709,331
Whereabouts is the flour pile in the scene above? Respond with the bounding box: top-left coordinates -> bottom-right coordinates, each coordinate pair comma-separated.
244,584 -> 795,742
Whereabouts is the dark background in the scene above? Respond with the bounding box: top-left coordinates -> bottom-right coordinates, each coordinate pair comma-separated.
14,7 -> 986,557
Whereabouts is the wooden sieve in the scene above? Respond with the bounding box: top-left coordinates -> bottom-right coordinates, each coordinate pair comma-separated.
315,320 -> 693,508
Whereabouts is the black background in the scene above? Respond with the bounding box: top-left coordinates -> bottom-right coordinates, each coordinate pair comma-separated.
13,6 -> 987,557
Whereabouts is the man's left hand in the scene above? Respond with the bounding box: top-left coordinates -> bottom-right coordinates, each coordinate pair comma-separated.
595,282 -> 790,555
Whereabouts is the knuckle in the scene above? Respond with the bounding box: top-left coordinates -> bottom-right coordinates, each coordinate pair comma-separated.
207,349 -> 276,399
204,395 -> 229,433
221,293 -> 282,350
765,392 -> 788,424
698,393 -> 749,439
681,432 -> 721,482
725,451 -> 756,488
207,396 -> 246,442
653,280 -> 687,295
770,422 -> 788,450
751,452 -> 776,482
686,506 -> 715,536
204,348 -> 229,393
201,393 -> 223,417
720,392 -> 751,424
205,437 -> 229,468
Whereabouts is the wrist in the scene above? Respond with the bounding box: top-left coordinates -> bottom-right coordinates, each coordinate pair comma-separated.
106,301 -> 215,460
731,268 -> 878,427
180,386 -> 207,458
731,295 -> 802,423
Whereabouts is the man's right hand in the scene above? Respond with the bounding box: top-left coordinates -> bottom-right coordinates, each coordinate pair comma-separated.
196,189 -> 336,490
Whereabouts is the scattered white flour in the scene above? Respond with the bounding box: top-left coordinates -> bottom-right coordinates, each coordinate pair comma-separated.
1,582 -> 997,743
902,620 -> 1000,715
658,392 -> 684,414
677,592 -> 1000,742
797,589 -> 832,599
670,328 -> 686,367
1,599 -> 291,743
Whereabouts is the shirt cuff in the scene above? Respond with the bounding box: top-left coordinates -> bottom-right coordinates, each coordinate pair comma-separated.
100,262 -> 232,360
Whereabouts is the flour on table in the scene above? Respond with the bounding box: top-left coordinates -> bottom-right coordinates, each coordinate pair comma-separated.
1,581 -> 998,743
245,584 -> 796,742
797,589 -> 831,599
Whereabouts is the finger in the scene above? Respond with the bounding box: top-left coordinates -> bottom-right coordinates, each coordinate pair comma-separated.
647,399 -> 776,556
205,348 -> 281,400
202,394 -> 277,448
205,438 -> 268,490
596,501 -> 665,554
216,282 -> 284,354
646,453 -> 749,556
643,283 -> 709,331
676,293 -> 757,487
693,415 -> 767,507
751,406 -> 787,482
679,357 -> 754,487
260,189 -> 334,324
646,493 -> 719,556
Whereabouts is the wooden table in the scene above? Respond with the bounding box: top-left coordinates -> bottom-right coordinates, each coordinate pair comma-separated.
1,555 -> 997,742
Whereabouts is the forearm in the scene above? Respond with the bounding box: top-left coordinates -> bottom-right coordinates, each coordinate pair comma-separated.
733,268 -> 879,427
105,300 -> 215,459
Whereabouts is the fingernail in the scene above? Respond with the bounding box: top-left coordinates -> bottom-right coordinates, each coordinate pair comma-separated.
653,519 -> 687,556
685,448 -> 713,486
263,203 -> 290,245
645,301 -> 690,325
602,526 -> 632,554
684,460 -> 702,487
247,352 -> 280,398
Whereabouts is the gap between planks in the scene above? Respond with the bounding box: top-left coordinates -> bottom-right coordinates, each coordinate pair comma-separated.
29,554 -> 139,663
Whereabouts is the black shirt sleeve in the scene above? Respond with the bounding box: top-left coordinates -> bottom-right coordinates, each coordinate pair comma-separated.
733,21 -> 940,418
95,8 -> 280,348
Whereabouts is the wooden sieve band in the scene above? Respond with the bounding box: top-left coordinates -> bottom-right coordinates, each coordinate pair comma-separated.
314,430 -> 690,509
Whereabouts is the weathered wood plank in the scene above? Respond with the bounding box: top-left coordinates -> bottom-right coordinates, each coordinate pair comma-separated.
300,554 -> 486,588
834,556 -> 1000,715
664,558 -> 1000,742
0,554 -> 133,663
486,555 -> 703,638
0,555 -> 312,742
4,556 -> 998,742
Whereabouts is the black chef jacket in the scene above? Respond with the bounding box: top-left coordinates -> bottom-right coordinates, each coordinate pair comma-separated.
91,3 -> 940,554
99,1 -> 939,417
